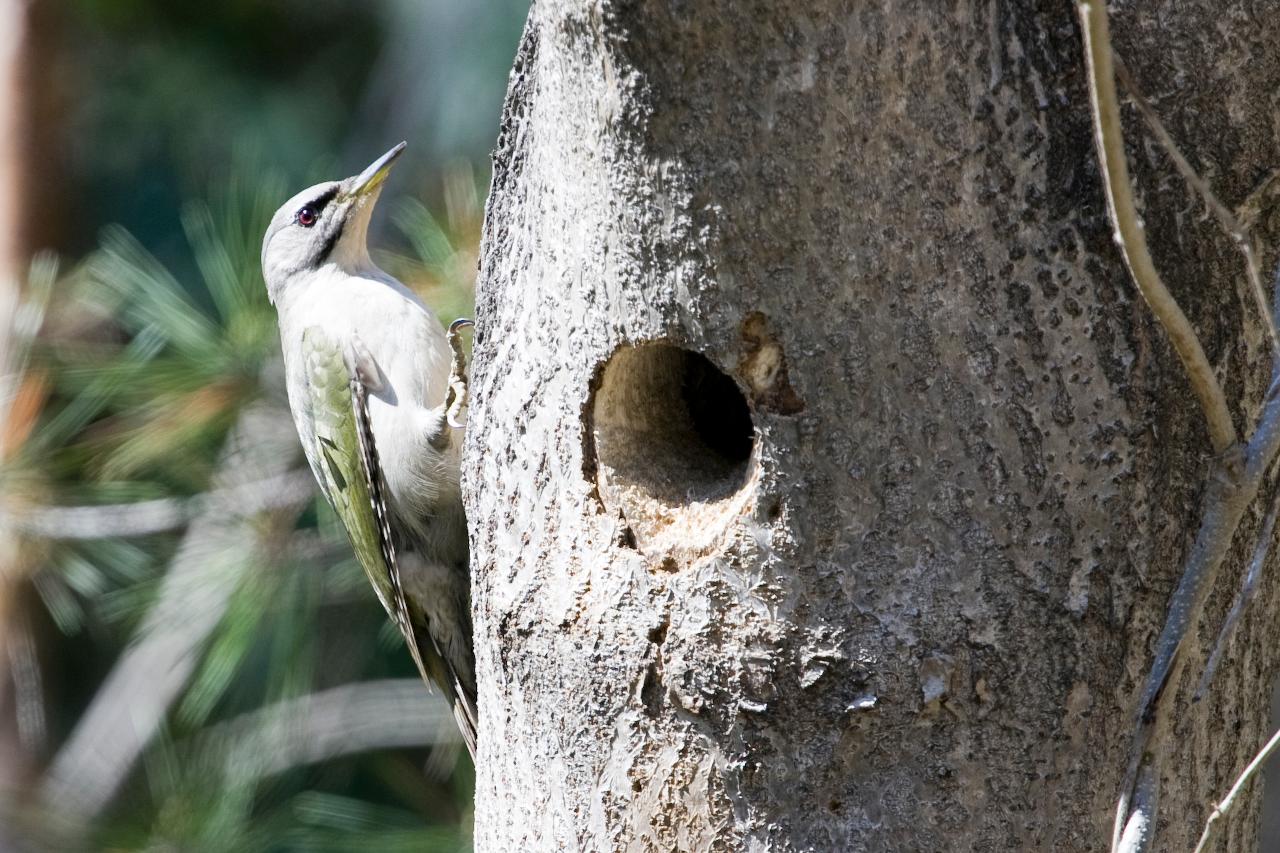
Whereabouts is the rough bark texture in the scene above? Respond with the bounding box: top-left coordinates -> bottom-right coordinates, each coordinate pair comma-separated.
466,2 -> 1280,850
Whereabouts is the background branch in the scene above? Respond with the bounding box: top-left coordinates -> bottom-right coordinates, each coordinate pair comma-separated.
8,469 -> 314,540
189,678 -> 457,781
38,404 -> 305,819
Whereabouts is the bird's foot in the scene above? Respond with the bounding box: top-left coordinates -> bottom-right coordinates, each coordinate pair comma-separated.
445,319 -> 474,429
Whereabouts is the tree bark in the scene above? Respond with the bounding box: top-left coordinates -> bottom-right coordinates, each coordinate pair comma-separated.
467,2 -> 1280,850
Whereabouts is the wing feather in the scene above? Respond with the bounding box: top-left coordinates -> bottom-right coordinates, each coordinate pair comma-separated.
300,327 -> 477,758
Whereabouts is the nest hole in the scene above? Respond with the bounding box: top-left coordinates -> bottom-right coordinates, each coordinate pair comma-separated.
589,343 -> 756,556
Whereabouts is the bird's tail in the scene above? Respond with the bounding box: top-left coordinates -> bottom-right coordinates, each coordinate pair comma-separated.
451,679 -> 479,761
409,620 -> 478,761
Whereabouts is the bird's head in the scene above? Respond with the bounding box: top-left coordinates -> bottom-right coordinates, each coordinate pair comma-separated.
261,141 -> 406,304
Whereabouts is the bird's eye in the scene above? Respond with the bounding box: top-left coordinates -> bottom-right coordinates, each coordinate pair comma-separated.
295,206 -> 317,227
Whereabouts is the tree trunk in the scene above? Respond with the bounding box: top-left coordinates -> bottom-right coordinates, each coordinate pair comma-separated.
466,2 -> 1280,850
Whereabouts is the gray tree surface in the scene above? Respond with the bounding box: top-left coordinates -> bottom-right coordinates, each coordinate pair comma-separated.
465,2 -> 1280,850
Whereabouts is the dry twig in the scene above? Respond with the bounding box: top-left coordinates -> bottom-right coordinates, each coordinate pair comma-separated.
1112,60 -> 1280,361
1077,0 -> 1235,454
1193,725 -> 1280,853
1077,3 -> 1280,851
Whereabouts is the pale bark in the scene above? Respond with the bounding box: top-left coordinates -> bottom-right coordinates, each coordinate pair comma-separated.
466,2 -> 1280,850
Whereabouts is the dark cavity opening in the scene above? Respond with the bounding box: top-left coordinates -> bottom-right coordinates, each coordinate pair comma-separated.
590,342 -> 755,509
682,351 -> 754,463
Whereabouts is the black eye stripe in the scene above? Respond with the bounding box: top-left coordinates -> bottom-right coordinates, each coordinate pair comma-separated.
314,220 -> 345,268
296,186 -> 339,224
308,186 -> 339,214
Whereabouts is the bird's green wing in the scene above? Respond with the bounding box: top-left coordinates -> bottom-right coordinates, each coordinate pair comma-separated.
300,327 -> 478,758
299,327 -> 429,681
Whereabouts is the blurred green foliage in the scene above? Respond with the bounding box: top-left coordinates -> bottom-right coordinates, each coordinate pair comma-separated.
2,0 -> 523,849
58,1 -> 378,261
14,157 -> 483,852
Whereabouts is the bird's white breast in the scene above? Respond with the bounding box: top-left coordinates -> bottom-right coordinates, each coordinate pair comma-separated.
277,266 -> 459,520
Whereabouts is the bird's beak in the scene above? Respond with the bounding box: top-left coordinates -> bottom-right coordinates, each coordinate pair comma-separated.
346,141 -> 407,199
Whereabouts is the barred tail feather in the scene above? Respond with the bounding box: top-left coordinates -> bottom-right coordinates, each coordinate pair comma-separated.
452,681 -> 479,760
348,365 -> 478,755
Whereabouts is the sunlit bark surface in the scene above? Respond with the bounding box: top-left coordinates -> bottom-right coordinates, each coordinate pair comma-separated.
467,3 -> 1280,850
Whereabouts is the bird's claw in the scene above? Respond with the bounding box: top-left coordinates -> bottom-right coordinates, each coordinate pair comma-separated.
445,319 -> 474,429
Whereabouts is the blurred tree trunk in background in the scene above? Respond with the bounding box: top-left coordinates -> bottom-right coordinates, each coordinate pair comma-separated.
465,2 -> 1280,850
0,0 -> 60,827
0,0 -> 20,279
0,0 -> 59,267
0,0 -> 37,811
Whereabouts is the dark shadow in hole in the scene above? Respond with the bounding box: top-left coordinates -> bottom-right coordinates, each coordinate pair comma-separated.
682,352 -> 754,464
